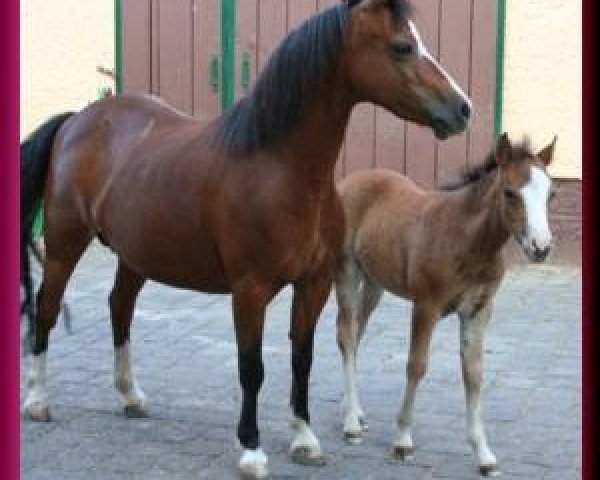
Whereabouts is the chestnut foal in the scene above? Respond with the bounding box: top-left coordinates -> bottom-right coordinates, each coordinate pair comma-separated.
335,133 -> 557,476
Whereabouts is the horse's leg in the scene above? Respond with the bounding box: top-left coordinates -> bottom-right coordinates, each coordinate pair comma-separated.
353,278 -> 383,431
21,244 -> 36,354
335,259 -> 362,440
335,260 -> 382,442
232,280 -> 274,479
288,269 -> 331,466
23,229 -> 91,421
393,303 -> 439,460
458,303 -> 499,476
110,260 -> 147,417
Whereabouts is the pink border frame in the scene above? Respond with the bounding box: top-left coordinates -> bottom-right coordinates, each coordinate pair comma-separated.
581,0 -> 595,478
0,0 -> 20,478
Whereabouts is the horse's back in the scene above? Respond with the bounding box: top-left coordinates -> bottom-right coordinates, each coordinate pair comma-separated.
337,169 -> 433,295
44,93 -> 230,290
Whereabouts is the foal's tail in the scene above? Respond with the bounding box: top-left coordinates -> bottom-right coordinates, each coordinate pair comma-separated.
20,112 -> 75,353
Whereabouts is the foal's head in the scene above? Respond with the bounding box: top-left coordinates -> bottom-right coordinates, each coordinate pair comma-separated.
494,133 -> 558,263
343,0 -> 471,139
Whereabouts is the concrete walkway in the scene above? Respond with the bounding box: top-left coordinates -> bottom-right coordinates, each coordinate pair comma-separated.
21,242 -> 581,479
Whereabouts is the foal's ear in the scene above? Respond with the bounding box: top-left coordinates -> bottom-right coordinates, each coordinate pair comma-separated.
495,132 -> 511,167
537,135 -> 557,166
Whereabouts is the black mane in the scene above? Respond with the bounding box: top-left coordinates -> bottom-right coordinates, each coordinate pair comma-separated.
213,5 -> 347,155
213,1 -> 413,156
441,137 -> 535,191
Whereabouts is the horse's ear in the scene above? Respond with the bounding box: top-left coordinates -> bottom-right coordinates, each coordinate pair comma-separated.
496,132 -> 511,167
537,135 -> 557,166
344,0 -> 390,9
344,0 -> 362,7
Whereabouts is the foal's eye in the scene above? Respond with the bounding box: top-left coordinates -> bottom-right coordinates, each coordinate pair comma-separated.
389,42 -> 414,60
504,189 -> 517,201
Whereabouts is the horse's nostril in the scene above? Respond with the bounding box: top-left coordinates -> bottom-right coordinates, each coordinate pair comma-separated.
460,102 -> 471,120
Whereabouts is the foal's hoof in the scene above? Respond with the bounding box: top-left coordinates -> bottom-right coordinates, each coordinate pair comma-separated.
393,445 -> 415,461
23,403 -> 52,422
359,417 -> 369,431
290,447 -> 327,467
124,404 -> 148,418
343,431 -> 364,445
479,464 -> 502,477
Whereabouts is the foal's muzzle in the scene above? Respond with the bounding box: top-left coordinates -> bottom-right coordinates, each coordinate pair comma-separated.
521,238 -> 553,263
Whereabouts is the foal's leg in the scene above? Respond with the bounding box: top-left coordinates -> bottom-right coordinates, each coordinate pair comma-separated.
23,230 -> 91,421
232,280 -> 274,479
109,260 -> 147,417
335,261 -> 382,442
288,270 -> 331,466
458,304 -> 499,476
394,303 -> 439,460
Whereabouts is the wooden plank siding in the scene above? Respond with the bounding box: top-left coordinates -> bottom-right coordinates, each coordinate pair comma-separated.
121,0 -> 498,187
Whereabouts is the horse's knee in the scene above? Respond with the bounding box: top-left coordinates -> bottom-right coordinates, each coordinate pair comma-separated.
462,358 -> 483,390
336,312 -> 354,353
406,358 -> 428,383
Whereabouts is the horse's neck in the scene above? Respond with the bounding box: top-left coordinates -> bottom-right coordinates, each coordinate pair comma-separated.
281,81 -> 353,182
456,178 -> 512,262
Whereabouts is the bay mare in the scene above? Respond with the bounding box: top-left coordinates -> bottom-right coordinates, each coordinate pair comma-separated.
21,1 -> 471,477
335,133 -> 557,476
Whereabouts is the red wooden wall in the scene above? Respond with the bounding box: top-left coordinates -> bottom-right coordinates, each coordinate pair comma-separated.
121,0 -> 498,187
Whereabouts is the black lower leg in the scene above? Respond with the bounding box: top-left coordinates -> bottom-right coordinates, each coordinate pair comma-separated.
32,283 -> 57,356
291,332 -> 315,423
237,342 -> 264,449
109,262 -> 144,348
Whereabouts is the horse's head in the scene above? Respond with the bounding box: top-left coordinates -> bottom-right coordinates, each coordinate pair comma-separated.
342,0 -> 471,140
494,133 -> 558,263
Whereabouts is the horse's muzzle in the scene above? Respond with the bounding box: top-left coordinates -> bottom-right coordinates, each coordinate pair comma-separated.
431,100 -> 471,140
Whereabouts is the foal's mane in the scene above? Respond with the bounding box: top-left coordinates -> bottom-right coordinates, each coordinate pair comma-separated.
213,1 -> 412,156
441,137 -> 535,192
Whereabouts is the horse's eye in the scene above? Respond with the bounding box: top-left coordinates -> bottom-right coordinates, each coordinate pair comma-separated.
504,189 -> 517,201
548,190 -> 557,202
390,42 -> 413,60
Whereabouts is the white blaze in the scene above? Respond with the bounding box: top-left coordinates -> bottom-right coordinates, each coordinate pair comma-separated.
520,166 -> 552,250
407,20 -> 472,111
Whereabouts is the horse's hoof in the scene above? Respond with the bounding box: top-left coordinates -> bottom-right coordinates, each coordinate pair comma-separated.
393,445 -> 415,461
290,447 -> 326,467
479,464 -> 501,477
239,448 -> 269,479
124,404 -> 148,418
359,417 -> 369,431
343,431 -> 364,445
23,403 -> 52,422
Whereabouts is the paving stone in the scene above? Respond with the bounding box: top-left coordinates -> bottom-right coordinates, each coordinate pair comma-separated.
20,243 -> 581,479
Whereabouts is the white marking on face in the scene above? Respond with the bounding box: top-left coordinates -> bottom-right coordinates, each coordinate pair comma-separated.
407,20 -> 471,111
520,166 -> 552,251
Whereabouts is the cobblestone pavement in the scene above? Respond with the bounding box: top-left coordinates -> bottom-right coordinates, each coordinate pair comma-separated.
21,242 -> 581,479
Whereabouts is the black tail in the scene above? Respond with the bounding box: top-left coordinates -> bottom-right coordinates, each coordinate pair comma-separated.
21,112 -> 75,232
20,112 -> 75,354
